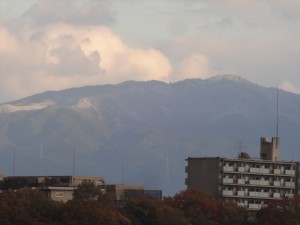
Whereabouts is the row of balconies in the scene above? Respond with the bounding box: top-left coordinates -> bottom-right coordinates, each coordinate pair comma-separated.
237,202 -> 263,210
248,203 -> 262,209
222,178 -> 295,187
222,190 -> 293,199
223,166 -> 295,175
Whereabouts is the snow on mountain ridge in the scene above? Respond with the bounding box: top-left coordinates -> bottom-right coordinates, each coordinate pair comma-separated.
208,74 -> 249,82
73,98 -> 94,110
0,100 -> 54,113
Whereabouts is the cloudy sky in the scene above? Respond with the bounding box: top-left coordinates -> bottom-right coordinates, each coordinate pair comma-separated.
0,0 -> 299,103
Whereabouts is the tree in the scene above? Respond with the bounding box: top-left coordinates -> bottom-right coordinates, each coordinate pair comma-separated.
124,197 -> 191,225
164,189 -> 220,225
219,202 -> 248,225
0,189 -> 61,225
59,200 -> 130,225
64,181 -> 129,225
256,195 -> 300,225
73,180 -> 110,205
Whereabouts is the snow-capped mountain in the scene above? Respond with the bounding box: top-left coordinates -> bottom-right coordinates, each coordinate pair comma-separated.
0,75 -> 299,195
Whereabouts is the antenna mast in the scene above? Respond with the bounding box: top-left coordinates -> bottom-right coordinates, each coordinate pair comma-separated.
276,85 -> 279,138
72,148 -> 76,176
13,147 -> 15,177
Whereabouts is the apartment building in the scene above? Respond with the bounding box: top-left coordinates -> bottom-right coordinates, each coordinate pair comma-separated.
185,137 -> 300,210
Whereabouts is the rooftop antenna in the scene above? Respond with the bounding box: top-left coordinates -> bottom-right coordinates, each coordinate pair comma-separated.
72,148 -> 76,177
236,140 -> 245,155
276,85 -> 279,138
121,164 -> 125,201
40,142 -> 44,159
12,147 -> 16,177
275,85 -> 279,150
122,164 -> 125,186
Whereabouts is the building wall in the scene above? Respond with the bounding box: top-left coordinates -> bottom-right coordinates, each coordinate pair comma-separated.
260,137 -> 279,161
186,157 -> 300,210
185,157 -> 220,199
106,184 -> 144,201
44,188 -> 75,203
106,185 -> 162,201
220,158 -> 298,210
0,176 -> 106,202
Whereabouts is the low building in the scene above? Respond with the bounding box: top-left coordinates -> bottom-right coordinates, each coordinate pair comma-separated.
106,184 -> 162,202
0,175 -> 106,202
185,137 -> 300,211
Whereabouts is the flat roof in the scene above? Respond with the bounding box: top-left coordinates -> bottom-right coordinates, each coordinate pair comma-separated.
186,157 -> 299,164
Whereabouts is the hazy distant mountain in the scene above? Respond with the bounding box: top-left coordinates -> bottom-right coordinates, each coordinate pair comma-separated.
0,74 -> 299,195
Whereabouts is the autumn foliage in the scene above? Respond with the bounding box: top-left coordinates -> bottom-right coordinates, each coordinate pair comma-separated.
0,183 -> 299,225
256,195 -> 300,225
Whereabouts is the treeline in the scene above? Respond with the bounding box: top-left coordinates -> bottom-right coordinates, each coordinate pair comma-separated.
0,182 -> 299,225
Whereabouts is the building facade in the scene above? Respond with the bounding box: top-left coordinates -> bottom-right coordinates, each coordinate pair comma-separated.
106,184 -> 162,202
0,176 -> 106,202
185,137 -> 300,210
0,176 -> 162,203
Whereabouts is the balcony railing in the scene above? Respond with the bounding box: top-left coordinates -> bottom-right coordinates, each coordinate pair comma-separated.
285,182 -> 295,187
249,204 -> 262,209
260,180 -> 269,186
237,202 -> 245,207
273,193 -> 281,198
274,169 -> 281,175
238,179 -> 245,184
285,170 -> 295,175
223,166 -> 234,172
285,193 -> 294,198
260,168 -> 270,174
223,190 -> 233,196
274,181 -> 281,187
238,191 -> 245,197
249,192 -> 259,197
250,180 -> 260,185
238,167 -> 245,172
223,178 -> 233,184
260,192 -> 269,198
250,168 -> 259,173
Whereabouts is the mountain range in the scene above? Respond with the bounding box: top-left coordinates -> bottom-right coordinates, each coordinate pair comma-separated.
0,74 -> 299,195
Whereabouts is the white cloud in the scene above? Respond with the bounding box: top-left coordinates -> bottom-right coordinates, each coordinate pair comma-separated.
174,53 -> 211,81
1,0 -> 299,101
0,24 -> 172,102
280,81 -> 300,94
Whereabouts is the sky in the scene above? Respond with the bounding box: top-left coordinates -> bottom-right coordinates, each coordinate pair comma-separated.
0,0 -> 299,103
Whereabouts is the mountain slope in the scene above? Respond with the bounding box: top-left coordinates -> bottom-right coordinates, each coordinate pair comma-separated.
0,75 -> 299,195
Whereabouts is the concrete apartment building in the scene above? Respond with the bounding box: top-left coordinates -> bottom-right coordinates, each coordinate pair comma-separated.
185,137 -> 300,210
0,175 -> 106,202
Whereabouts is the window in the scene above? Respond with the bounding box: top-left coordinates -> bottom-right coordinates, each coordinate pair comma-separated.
55,192 -> 64,197
95,180 -> 104,186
